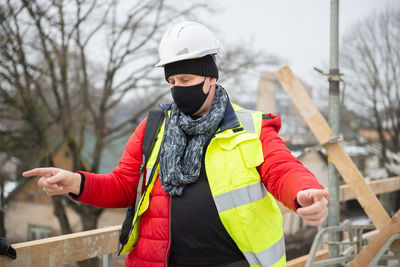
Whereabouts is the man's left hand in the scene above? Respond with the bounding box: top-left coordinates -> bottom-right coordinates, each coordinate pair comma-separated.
296,189 -> 329,226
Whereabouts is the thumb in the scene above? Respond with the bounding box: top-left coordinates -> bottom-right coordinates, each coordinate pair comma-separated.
46,172 -> 66,184
297,190 -> 313,207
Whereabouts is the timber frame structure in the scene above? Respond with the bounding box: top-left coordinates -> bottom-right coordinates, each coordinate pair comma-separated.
276,66 -> 400,266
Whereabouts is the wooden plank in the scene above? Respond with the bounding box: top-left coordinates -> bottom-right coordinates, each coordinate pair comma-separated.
0,225 -> 121,267
340,176 -> 400,202
287,249 -> 329,267
275,65 -> 400,259
349,209 -> 400,266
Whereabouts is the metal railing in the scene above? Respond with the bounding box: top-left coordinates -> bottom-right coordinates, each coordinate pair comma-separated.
306,221 -> 375,267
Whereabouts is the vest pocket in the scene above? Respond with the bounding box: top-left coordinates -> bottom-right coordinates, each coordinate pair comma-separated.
221,137 -> 264,189
206,133 -> 264,194
238,138 -> 264,168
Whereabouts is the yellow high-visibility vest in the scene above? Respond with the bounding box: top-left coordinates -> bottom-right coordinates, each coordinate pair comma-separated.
121,103 -> 285,267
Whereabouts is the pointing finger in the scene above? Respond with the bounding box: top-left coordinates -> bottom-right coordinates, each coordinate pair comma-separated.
23,168 -> 56,178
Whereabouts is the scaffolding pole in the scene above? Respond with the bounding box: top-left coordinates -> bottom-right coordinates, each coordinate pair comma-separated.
328,0 -> 341,265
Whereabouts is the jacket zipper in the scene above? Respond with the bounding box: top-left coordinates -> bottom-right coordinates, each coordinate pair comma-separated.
161,107 -> 172,266
165,195 -> 172,266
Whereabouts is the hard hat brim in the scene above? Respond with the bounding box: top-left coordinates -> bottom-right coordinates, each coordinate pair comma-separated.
155,47 -> 222,67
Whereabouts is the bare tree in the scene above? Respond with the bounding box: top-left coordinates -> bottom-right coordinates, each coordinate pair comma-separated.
341,8 -> 400,168
0,1 -> 207,266
0,1 -> 279,265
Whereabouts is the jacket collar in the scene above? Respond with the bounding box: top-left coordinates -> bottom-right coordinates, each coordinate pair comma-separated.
219,100 -> 240,132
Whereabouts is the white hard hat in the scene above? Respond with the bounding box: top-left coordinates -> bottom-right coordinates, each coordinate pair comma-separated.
155,21 -> 222,67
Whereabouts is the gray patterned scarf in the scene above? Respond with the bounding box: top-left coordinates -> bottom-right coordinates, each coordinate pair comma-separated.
159,85 -> 228,196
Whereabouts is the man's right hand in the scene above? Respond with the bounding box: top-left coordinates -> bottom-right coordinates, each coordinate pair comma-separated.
23,168 -> 82,196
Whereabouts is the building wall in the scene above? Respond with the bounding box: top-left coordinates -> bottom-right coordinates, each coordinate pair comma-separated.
5,201 -> 81,243
299,152 -> 329,188
256,72 -> 318,145
6,199 -> 125,244
282,211 -> 303,235
52,143 -> 74,171
98,208 -> 126,228
256,73 -> 276,114
11,177 -> 52,204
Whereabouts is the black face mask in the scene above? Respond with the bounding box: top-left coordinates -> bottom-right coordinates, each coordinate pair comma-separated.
171,77 -> 210,115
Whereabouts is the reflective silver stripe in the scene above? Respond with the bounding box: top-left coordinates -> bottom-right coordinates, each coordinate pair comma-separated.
235,109 -> 255,133
243,236 -> 285,267
145,167 -> 153,185
134,172 -> 145,211
213,181 -> 267,212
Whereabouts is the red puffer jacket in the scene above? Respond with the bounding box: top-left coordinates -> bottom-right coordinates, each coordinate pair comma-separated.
76,113 -> 323,267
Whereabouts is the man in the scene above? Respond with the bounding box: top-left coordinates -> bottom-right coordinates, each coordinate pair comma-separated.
24,21 -> 328,267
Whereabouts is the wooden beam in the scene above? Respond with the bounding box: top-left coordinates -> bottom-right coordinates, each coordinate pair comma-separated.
0,225 -> 121,267
349,209 -> 400,266
340,176 -> 400,202
275,65 -> 400,259
287,249 -> 329,267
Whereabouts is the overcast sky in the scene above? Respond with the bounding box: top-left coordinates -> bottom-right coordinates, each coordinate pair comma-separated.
202,0 -> 400,93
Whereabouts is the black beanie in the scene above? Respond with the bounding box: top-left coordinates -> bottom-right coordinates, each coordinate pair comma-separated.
164,55 -> 218,81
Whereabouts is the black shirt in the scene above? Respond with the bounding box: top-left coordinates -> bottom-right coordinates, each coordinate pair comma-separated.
169,142 -> 245,264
